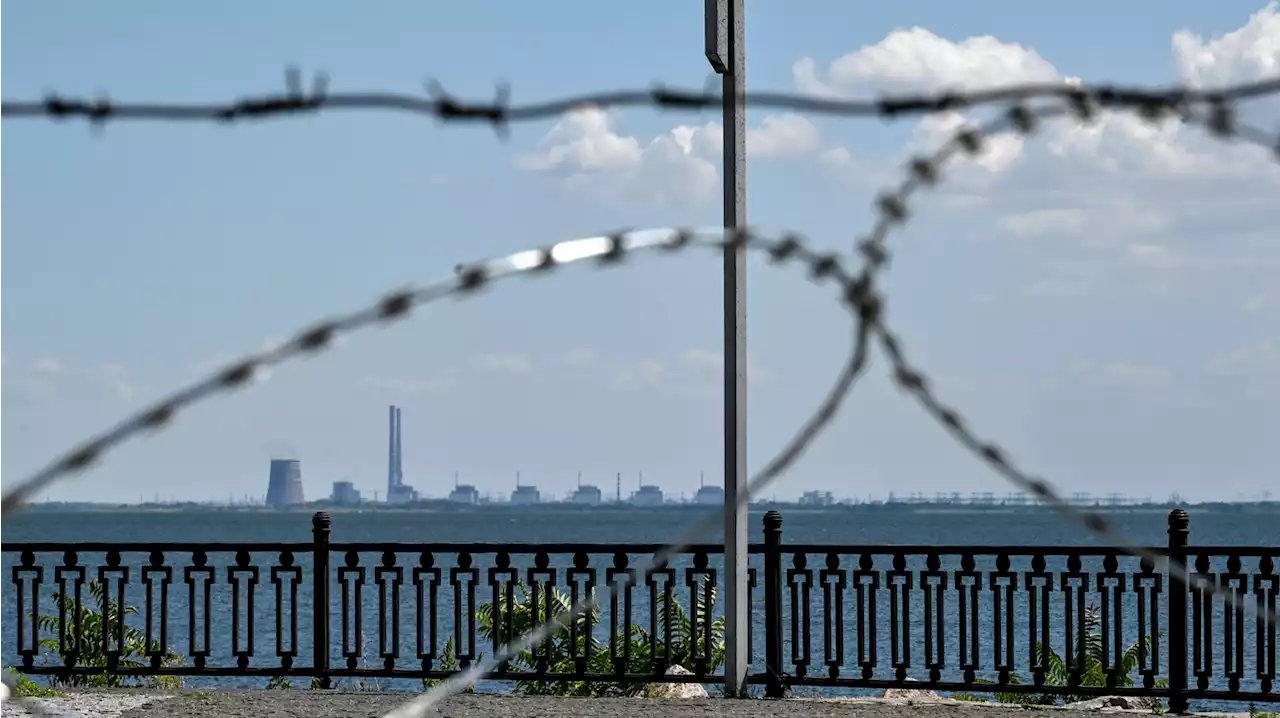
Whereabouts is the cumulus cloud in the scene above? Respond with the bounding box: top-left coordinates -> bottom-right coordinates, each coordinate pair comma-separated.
793,27 -> 1061,97
518,108 -> 830,205
802,5 -> 1280,288
518,108 -> 719,206
747,114 -> 824,157
1173,3 -> 1280,100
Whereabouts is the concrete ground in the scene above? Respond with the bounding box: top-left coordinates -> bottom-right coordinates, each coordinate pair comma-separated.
3,691 -> 1266,718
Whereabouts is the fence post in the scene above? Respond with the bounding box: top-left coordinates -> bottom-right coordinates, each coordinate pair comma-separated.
763,510 -> 786,697
1167,509 -> 1189,714
312,511 -> 332,689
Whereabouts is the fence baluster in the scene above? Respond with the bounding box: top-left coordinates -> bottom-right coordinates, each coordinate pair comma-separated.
762,510 -> 785,696
311,511 -> 332,688
1168,509 -> 1190,714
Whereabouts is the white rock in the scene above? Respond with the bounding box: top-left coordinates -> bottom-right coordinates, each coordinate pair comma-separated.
643,665 -> 710,699
880,677 -> 944,703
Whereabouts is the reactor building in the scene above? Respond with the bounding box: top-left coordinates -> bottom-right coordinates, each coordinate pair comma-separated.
265,458 -> 306,508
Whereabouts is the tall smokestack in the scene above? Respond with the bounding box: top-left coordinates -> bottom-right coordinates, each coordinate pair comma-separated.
387,405 -> 395,492
395,406 -> 404,485
387,405 -> 403,494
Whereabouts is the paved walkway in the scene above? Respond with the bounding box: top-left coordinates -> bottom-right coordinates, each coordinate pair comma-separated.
115,693 -> 1066,718
5,691 -> 1263,718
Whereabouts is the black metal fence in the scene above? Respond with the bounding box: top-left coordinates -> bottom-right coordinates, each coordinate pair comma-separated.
4,509 -> 1277,710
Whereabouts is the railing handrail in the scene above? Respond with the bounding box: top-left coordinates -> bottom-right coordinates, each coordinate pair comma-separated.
761,544 -> 1177,556
1,542 -> 314,552
9,541 -> 1274,555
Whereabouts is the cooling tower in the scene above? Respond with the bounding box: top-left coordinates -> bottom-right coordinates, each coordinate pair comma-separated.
265,458 -> 306,508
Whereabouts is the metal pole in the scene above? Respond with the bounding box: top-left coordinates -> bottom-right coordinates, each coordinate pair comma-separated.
706,0 -> 748,697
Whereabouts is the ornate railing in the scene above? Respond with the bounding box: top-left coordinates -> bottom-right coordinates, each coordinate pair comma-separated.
3,509 -> 1277,709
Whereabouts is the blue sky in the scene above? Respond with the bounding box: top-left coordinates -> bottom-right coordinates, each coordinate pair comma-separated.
3,1 -> 1277,505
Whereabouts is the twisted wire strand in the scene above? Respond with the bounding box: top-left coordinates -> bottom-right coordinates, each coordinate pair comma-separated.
3,70 -> 1279,136
3,76 -> 1279,714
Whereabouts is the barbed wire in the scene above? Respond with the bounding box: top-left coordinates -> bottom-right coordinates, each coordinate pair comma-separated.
2,74 -> 1278,717
3,67 -> 1280,140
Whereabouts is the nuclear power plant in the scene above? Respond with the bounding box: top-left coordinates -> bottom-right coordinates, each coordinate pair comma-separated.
264,458 -> 306,508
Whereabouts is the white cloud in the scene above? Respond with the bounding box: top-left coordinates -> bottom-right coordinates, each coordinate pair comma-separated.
31,357 -> 65,376
819,146 -> 854,170
792,26 -> 1064,184
1205,339 -> 1280,376
518,108 -> 830,204
481,353 -> 533,375
518,108 -> 719,206
910,111 -> 1028,174
996,209 -> 1088,239
747,113 -> 823,157
801,6 -> 1280,291
1173,3 -> 1280,93
792,27 -> 1060,97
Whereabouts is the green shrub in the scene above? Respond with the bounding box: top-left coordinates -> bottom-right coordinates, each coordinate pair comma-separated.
456,576 -> 725,696
3,667 -> 63,698
36,581 -> 184,689
955,603 -> 1166,707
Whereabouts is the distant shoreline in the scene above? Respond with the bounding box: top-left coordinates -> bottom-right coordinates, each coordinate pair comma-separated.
13,501 -> 1279,516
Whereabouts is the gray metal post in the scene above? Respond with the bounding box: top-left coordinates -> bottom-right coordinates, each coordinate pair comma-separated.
706,0 -> 748,698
